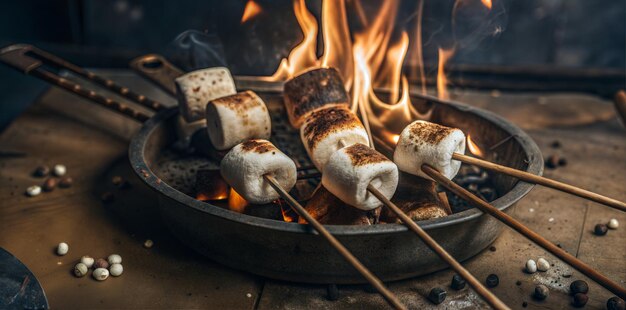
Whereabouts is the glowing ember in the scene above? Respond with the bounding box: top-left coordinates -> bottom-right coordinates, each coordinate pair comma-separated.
240,0 -> 263,24
467,135 -> 485,158
279,201 -> 297,222
228,188 -> 248,213
391,134 -> 400,144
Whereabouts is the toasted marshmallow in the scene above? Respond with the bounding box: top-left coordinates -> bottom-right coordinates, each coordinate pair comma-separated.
283,68 -> 350,128
322,144 -> 398,210
175,67 -> 236,122
394,120 -> 466,180
206,91 -> 271,150
220,140 -> 297,204
300,107 -> 369,170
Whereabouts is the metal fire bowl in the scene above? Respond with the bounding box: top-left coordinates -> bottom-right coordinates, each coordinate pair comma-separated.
129,78 -> 543,284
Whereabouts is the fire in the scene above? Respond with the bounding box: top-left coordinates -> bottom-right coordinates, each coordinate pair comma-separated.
228,188 -> 248,213
437,47 -> 455,100
259,0 -> 495,141
481,0 -> 493,10
391,134 -> 400,144
241,0 -> 263,24
467,135 -> 485,158
279,201 -> 297,222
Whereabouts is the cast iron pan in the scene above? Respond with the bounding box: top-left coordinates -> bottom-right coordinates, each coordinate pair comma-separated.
1,45 -> 543,283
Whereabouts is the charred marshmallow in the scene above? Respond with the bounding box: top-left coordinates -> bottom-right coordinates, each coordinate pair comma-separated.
322,144 -> 398,210
175,67 -> 236,123
206,91 -> 271,151
300,106 -> 369,170
394,120 -> 466,180
283,68 -> 350,128
220,140 -> 297,204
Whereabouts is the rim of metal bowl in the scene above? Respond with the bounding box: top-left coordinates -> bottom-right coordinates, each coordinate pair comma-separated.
129,92 -> 543,236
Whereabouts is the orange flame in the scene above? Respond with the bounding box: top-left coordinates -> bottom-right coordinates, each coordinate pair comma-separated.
280,203 -> 297,222
437,47 -> 456,100
481,0 -> 493,10
240,0 -> 263,24
467,135 -> 484,158
228,188 -> 248,213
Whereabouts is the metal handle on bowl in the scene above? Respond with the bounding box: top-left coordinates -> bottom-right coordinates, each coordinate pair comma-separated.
129,54 -> 184,96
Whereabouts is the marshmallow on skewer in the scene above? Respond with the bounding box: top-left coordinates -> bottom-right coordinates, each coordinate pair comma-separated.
220,140 -> 297,205
322,144 -> 399,211
175,67 -> 236,122
394,120 -> 466,180
301,106 -> 369,170
283,68 -> 350,128
206,91 -> 271,150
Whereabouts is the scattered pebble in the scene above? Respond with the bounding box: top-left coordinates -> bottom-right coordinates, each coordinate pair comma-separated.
101,192 -> 115,203
326,284 -> 339,301
80,256 -> 95,268
59,176 -> 73,188
93,268 -> 109,281
522,301 -> 528,308
570,280 -> 589,295
548,217 -> 555,223
607,297 -> 626,310
550,141 -> 561,148
112,176 -> 124,186
109,263 -> 123,277
572,293 -> 588,307
94,258 -> 109,269
427,287 -> 447,305
545,155 -> 559,169
526,259 -> 537,273
74,263 -> 88,277
534,284 -> 549,300
608,219 -> 619,230
246,293 -> 252,298
53,164 -> 67,177
558,158 -> 567,167
489,246 -> 496,252
144,239 -> 154,249
451,274 -> 466,290
516,280 -> 522,286
33,166 -> 50,177
26,185 -> 42,197
56,242 -> 69,256
594,224 -> 608,236
537,258 -> 550,272
486,274 -> 499,288
42,178 -> 57,192
107,254 -> 122,265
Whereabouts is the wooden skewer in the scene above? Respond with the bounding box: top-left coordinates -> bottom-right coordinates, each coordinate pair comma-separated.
264,175 -> 407,310
421,164 -> 626,300
451,153 -> 626,212
367,185 -> 511,310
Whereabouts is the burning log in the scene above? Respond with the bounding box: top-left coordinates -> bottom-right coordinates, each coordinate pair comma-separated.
381,172 -> 449,223
283,68 -> 350,128
299,185 -> 380,225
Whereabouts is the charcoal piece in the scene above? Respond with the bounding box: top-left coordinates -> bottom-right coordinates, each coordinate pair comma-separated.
300,186 -> 377,225
382,172 -> 447,223
195,169 -> 229,201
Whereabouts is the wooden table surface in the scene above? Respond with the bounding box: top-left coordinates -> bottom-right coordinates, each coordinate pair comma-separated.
0,72 -> 624,309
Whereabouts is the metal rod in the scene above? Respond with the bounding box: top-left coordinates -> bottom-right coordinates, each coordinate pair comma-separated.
29,46 -> 165,112
31,68 -> 150,122
451,153 -> 626,212
367,185 -> 510,310
264,175 -> 406,310
421,164 -> 626,300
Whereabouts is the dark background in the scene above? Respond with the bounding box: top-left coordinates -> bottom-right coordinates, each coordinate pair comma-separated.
0,0 -> 624,129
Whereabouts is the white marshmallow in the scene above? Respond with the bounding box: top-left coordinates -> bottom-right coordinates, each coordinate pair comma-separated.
206,91 -> 271,150
322,144 -> 398,210
394,120 -> 466,180
300,107 -> 369,170
175,67 -> 236,122
220,140 -> 297,204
